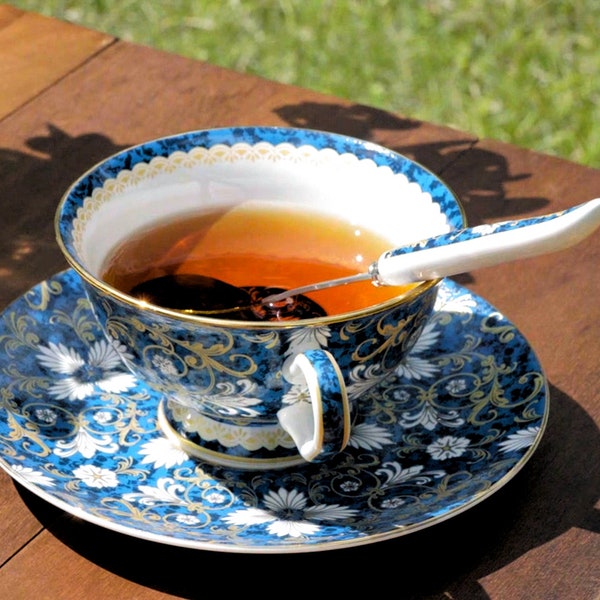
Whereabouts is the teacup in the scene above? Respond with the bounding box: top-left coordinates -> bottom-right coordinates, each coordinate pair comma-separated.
55,127 -> 464,470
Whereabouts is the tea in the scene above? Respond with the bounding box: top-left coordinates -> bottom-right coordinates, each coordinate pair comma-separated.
101,201 -> 416,316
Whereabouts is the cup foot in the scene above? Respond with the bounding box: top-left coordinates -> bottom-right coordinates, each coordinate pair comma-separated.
157,401 -> 307,470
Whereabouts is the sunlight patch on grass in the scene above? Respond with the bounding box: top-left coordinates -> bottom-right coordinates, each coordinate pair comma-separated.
11,0 -> 600,166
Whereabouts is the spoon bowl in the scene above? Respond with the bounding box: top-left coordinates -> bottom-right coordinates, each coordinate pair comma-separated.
129,274 -> 327,320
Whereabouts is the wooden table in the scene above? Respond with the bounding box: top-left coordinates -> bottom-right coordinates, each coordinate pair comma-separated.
0,6 -> 598,599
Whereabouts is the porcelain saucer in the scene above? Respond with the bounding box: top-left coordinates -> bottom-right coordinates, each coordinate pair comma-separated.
0,270 -> 548,553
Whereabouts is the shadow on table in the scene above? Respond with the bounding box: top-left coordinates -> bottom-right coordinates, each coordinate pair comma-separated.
0,124 -> 130,307
17,381 -> 600,600
0,108 -> 549,305
274,101 -> 550,225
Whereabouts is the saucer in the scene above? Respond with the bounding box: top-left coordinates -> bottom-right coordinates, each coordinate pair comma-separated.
0,270 -> 548,553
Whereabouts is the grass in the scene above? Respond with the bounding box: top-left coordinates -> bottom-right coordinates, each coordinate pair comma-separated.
10,0 -> 600,167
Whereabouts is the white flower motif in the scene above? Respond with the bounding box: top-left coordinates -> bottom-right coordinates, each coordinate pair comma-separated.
395,354 -> 439,380
286,326 -> 331,354
348,422 -> 394,450
209,379 -> 262,416
36,342 -> 84,374
392,389 -> 411,402
97,373 -> 137,394
151,354 -> 179,376
54,428 -> 119,458
46,377 -> 94,401
36,340 -> 136,401
281,383 -> 311,406
176,514 -> 201,525
340,480 -> 360,493
445,378 -> 468,395
400,404 -> 441,431
171,380 -> 262,417
138,437 -> 189,469
123,477 -> 187,506
346,363 -> 389,400
381,497 -> 405,508
427,435 -> 470,460
109,338 -> 135,362
395,320 -> 440,381
223,487 -> 358,538
93,410 -> 114,425
34,407 -> 58,425
87,338 -> 125,370
73,464 -> 118,488
399,404 -> 465,431
409,320 -> 441,355
498,426 -> 540,453
205,491 -> 228,505
11,465 -> 55,487
376,462 -> 424,486
435,287 -> 478,314
376,461 -> 446,487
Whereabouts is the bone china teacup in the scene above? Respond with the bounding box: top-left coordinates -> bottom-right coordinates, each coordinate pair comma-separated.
55,126 -> 464,470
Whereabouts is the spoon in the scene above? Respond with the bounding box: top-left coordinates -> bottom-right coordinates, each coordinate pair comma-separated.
264,197 -> 600,303
130,198 -> 600,320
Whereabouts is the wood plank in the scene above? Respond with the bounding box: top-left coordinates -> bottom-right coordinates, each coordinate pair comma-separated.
0,509 -> 175,599
0,3 -> 23,29
438,139 -> 600,599
23,38 -> 476,172
4,464 -> 598,600
0,39 -> 476,597
0,7 -> 114,119
0,472 -> 44,565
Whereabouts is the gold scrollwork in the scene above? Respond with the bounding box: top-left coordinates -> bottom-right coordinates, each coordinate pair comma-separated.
24,278 -> 63,312
105,315 -> 260,391
481,312 -> 516,344
351,313 -> 417,365
1,406 -> 53,458
0,312 -> 41,355
48,298 -> 99,344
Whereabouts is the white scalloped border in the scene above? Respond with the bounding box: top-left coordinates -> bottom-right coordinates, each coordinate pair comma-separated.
70,142 -> 418,251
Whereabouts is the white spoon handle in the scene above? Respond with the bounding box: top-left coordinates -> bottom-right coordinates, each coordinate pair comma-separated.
373,198 -> 600,286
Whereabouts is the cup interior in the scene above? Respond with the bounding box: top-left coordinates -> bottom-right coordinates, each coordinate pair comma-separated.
56,127 -> 464,303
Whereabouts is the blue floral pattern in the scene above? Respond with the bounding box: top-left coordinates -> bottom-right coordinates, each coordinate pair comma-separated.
0,271 -> 547,552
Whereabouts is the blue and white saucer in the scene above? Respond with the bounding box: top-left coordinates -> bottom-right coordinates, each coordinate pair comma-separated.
0,270 -> 548,553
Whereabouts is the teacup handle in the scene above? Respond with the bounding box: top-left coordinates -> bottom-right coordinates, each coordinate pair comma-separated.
277,349 -> 351,463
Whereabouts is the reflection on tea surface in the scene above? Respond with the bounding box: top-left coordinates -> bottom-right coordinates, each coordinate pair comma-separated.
101,202 -> 415,318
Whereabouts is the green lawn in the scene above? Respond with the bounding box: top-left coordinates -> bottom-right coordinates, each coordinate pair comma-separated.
10,0 -> 600,167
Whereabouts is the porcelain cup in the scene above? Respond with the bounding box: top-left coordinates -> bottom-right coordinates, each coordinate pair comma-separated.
55,127 -> 464,470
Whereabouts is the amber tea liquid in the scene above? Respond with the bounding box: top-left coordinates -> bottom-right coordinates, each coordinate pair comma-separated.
101,202 -> 416,316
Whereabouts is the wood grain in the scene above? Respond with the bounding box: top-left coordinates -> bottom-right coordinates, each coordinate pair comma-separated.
0,5 -> 113,119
